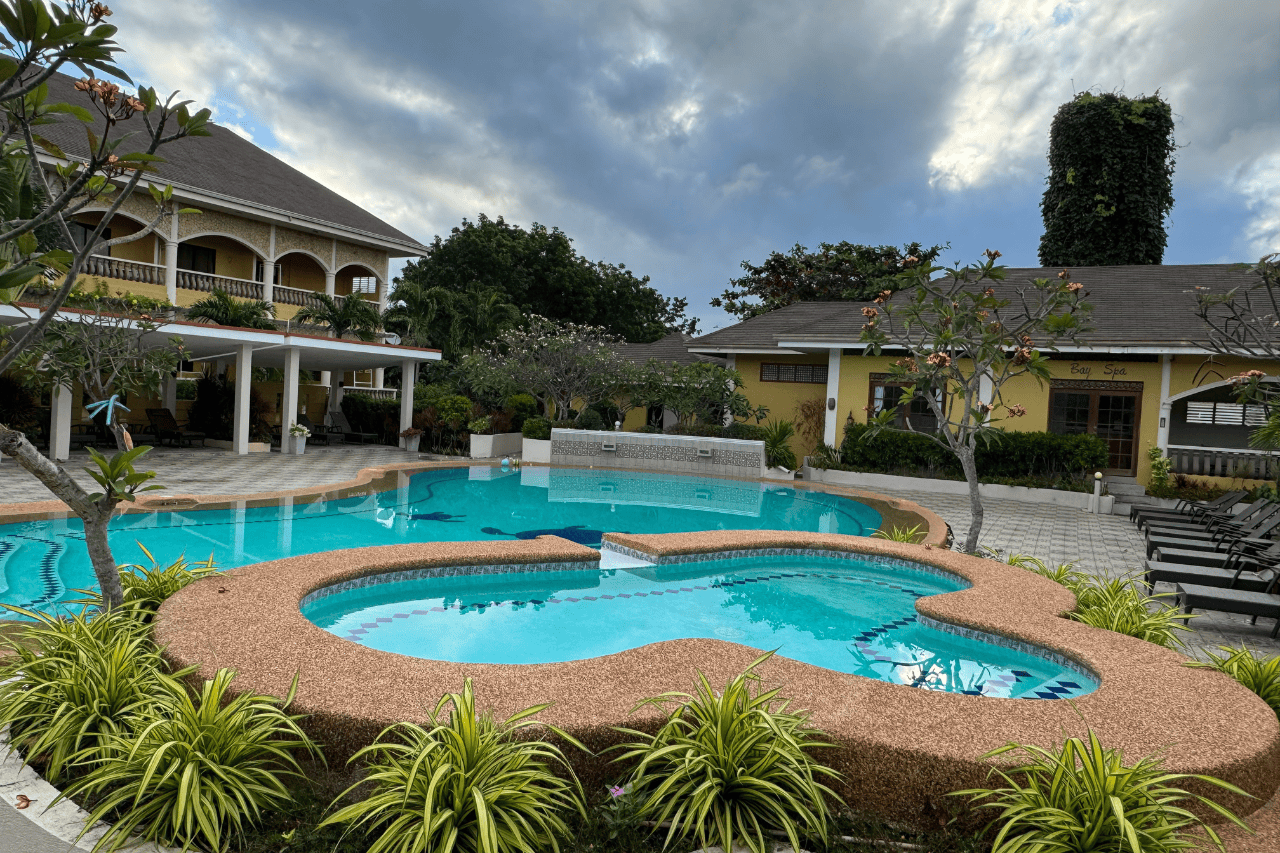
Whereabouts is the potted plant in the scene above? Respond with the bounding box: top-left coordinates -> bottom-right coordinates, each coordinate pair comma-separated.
400,427 -> 423,453
288,422 -> 309,455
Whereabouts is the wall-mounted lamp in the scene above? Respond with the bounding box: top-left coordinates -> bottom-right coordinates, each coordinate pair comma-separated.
827,397 -> 836,410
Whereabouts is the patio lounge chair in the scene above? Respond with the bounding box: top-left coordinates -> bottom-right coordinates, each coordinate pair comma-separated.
297,414 -> 331,446
1144,543 -> 1280,594
1136,489 -> 1244,527
1140,498 -> 1275,536
1174,573 -> 1280,639
1143,503 -> 1280,557
328,410 -> 378,445
146,408 -> 206,447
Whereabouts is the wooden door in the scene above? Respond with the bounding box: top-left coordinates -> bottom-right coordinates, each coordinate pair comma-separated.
1048,380 -> 1144,475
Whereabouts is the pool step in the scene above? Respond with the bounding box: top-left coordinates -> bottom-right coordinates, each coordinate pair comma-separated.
598,546 -> 655,570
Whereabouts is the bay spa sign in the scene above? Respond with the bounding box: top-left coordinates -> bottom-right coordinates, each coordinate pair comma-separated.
1069,362 -> 1128,378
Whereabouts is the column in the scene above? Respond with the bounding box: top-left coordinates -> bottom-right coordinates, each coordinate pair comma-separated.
377,278 -> 388,313
261,258 -> 274,306
161,375 -> 178,414
374,367 -> 385,390
329,373 -> 344,420
280,346 -> 301,453
324,271 -> 335,297
978,373 -> 994,405
49,383 -> 72,463
1156,354 -> 1173,452
163,240 -> 179,304
822,348 -> 843,447
232,343 -> 254,455
399,358 -> 417,448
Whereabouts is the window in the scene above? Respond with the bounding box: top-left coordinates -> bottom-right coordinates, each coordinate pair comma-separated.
1186,402 -> 1267,426
868,376 -> 939,432
68,222 -> 110,255
177,244 -> 216,274
1047,379 -> 1144,473
759,363 -> 828,384
351,276 -> 378,294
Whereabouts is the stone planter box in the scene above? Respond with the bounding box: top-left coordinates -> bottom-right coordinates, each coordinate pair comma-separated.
550,429 -> 765,478
801,465 -> 1111,512
470,432 -> 523,459
205,439 -> 270,453
522,437 -> 551,464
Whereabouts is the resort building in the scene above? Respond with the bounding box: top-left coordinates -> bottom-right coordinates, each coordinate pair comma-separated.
687,264 -> 1275,487
1,72 -> 440,458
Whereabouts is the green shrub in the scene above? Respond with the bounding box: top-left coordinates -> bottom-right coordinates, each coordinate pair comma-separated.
872,524 -> 926,543
954,729 -> 1249,853
1069,575 -> 1193,649
523,416 -> 552,440
612,652 -> 841,853
321,679 -> 585,853
505,393 -> 538,430
589,400 -> 620,427
61,670 -> 318,853
467,415 -> 492,435
0,373 -> 40,431
435,394 -> 473,428
0,607 -> 184,782
726,421 -> 768,442
668,422 -> 728,437
1189,645 -> 1280,719
75,545 -> 218,622
763,420 -> 798,469
840,423 -> 1108,481
576,407 -> 606,430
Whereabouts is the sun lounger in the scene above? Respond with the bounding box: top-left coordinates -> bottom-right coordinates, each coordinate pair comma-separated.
1144,543 -> 1280,594
1140,499 -> 1276,536
1175,574 -> 1280,639
1143,505 -> 1280,557
1130,490 -> 1248,526
146,408 -> 206,447
328,410 -> 379,445
297,414 -> 331,446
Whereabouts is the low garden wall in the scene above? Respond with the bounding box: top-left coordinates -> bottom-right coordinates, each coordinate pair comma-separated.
548,428 -> 764,478
469,431 -> 523,458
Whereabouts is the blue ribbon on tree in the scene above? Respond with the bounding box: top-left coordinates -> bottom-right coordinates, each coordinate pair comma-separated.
85,394 -> 130,425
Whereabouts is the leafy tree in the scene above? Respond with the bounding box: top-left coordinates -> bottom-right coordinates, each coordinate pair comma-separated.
711,240 -> 947,321
659,361 -> 764,427
1038,91 -> 1177,266
185,286 -> 275,330
859,251 -> 1092,553
292,291 -> 382,341
385,281 -> 520,359
460,316 -> 630,421
0,0 -> 210,609
393,214 -> 695,343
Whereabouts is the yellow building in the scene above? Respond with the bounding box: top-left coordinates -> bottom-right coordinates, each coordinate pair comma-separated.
688,265 -> 1274,488
4,72 -> 441,458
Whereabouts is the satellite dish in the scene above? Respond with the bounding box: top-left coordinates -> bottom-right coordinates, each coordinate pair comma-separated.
384,333 -> 402,346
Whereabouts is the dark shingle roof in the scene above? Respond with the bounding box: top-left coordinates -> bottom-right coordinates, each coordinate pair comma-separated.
691,264 -> 1258,352
36,72 -> 426,251
617,332 -> 724,366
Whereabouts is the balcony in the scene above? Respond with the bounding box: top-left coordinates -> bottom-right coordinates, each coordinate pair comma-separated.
1166,445 -> 1279,480
83,254 -> 165,286
273,285 -> 346,311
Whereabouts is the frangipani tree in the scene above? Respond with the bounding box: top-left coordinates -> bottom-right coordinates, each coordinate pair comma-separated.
0,0 -> 210,609
859,251 -> 1092,553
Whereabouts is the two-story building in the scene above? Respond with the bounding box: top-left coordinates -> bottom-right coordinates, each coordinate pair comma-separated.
687,264 -> 1277,488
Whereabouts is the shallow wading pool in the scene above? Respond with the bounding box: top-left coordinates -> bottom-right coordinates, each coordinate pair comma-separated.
302,550 -> 1098,699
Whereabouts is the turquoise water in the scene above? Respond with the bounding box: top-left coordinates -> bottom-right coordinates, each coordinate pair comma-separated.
302,554 -> 1097,699
0,467 -> 881,615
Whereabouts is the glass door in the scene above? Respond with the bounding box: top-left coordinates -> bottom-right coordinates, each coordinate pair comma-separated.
1048,384 -> 1143,475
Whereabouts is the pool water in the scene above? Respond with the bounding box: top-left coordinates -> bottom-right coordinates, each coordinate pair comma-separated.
302,553 -> 1096,699
0,467 -> 881,615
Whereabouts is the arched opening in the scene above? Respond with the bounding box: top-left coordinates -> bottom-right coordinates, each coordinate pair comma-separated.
274,251 -> 328,293
70,210 -> 156,265
335,263 -> 382,305
177,233 -> 264,282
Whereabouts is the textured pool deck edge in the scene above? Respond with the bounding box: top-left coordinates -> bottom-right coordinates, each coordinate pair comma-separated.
152,533 -> 1280,829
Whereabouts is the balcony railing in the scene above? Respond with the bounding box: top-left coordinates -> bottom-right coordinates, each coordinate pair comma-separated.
82,255 -> 165,286
273,285 -> 345,311
1167,445 -> 1279,480
177,269 -> 263,300
346,387 -> 399,401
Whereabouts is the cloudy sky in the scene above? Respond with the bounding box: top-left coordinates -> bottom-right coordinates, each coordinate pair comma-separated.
107,0 -> 1278,331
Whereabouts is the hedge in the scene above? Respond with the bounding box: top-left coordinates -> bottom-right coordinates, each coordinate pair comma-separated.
839,423 -> 1108,480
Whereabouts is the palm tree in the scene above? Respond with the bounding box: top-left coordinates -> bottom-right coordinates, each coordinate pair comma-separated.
185,288 -> 277,330
384,279 -> 450,347
450,285 -> 522,355
293,292 -> 383,341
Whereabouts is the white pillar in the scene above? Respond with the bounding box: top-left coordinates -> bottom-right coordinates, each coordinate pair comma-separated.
161,375 -> 177,414
163,240 -> 179,304
1156,354 -> 1173,452
232,343 -> 253,455
822,347 -> 843,447
374,367 -> 385,390
319,370 -> 331,386
261,258 -> 274,306
280,346 -> 301,453
377,278 -> 388,313
49,383 -> 72,462
329,373 -> 343,421
399,359 -> 417,448
978,372 -> 994,405
324,271 -> 335,297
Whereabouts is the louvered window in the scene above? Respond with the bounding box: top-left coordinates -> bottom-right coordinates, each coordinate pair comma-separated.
759,363 -> 828,384
1186,402 -> 1268,426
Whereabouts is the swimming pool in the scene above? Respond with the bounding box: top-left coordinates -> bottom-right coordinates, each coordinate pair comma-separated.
0,466 -> 882,615
301,551 -> 1096,699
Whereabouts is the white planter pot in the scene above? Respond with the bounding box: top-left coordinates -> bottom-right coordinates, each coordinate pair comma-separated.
404,434 -> 421,453
522,437 -> 551,463
287,435 -> 307,455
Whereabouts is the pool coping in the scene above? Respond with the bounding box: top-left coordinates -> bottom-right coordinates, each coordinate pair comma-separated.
152,532 -> 1280,828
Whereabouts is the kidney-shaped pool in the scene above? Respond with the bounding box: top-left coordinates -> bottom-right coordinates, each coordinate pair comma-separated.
302,551 -> 1097,699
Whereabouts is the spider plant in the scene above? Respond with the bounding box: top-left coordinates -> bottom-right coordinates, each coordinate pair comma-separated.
320,678 -> 586,853
611,651 -> 842,853
74,544 -> 219,621
1068,574 -> 1194,649
954,728 -> 1250,853
59,669 -> 318,853
872,524 -> 926,543
0,606 -> 182,782
1188,645 -> 1280,718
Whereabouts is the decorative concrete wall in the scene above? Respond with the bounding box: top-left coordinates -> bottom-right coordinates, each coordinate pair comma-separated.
549,429 -> 764,478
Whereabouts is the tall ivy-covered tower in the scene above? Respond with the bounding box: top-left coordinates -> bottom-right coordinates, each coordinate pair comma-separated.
1038,92 -> 1176,266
